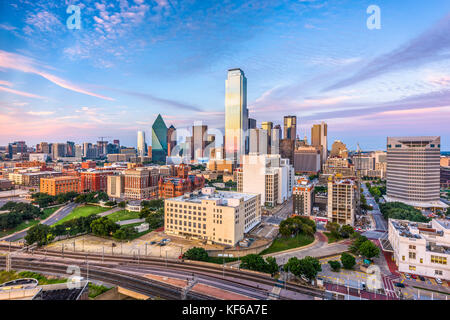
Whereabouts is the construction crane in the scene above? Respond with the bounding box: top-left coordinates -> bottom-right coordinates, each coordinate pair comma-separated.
98,136 -> 112,143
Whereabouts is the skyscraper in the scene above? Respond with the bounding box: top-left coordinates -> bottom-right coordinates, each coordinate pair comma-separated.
283,116 -> 297,141
192,123 -> 208,160
248,118 -> 257,129
386,136 -> 447,209
225,68 -> 248,161
167,125 -> 177,156
152,114 -> 168,162
137,130 -> 146,156
311,122 -> 328,165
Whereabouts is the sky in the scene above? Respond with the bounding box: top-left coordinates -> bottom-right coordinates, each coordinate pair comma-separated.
0,0 -> 449,151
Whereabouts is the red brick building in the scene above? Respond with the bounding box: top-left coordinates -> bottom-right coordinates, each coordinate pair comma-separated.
158,165 -> 205,199
80,170 -> 114,192
81,161 -> 96,169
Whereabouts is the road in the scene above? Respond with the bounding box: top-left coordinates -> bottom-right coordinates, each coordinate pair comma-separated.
0,202 -> 78,242
361,183 -> 388,240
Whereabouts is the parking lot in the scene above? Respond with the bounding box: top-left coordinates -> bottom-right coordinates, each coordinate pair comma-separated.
45,231 -> 225,259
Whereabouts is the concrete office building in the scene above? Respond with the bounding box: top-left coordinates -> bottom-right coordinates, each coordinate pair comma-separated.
249,128 -> 269,155
164,187 -> 261,246
225,68 -> 248,161
311,122 -> 328,165
192,124 -> 208,160
389,219 -> 450,280
293,146 -> 321,174
386,136 -> 447,210
327,177 -> 359,226
107,175 -> 125,199
283,116 -> 297,141
271,127 -> 281,155
330,140 -> 348,158
293,177 -> 314,217
237,154 -> 294,207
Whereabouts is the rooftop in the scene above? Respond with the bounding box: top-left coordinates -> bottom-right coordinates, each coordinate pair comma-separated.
169,187 -> 257,206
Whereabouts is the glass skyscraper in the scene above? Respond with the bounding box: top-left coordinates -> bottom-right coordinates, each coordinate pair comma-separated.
152,114 -> 168,162
137,130 -> 146,156
225,68 -> 248,161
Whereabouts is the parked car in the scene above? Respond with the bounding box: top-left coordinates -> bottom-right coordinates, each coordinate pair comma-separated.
163,238 -> 171,243
405,274 -> 411,280
411,274 -> 417,279
436,278 -> 443,285
150,241 -> 156,245
419,276 -> 426,281
394,282 -> 406,288
300,275 -> 310,282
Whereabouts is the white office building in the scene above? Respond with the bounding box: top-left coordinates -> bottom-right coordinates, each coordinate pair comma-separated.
237,154 -> 294,207
389,219 -> 450,280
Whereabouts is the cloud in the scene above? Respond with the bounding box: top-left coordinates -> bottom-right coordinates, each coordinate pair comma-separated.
0,50 -> 114,101
108,87 -> 204,112
26,111 -> 55,116
324,13 -> 450,92
24,11 -> 63,34
0,85 -> 46,99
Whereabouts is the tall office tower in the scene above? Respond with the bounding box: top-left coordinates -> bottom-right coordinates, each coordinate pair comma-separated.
113,140 -> 120,148
249,128 -> 269,155
192,124 -> 208,160
52,143 -> 67,159
66,141 -> 75,157
248,118 -> 257,129
330,140 -> 349,158
152,114 -> 168,162
137,130 -> 146,156
83,142 -> 92,157
283,116 -> 297,141
261,121 -> 273,132
386,137 -> 446,209
225,68 -> 248,161
311,122 -> 328,165
75,145 -> 83,158
97,140 -> 108,157
271,128 -> 281,155
7,141 -> 27,158
167,125 -> 177,157
280,139 -> 295,164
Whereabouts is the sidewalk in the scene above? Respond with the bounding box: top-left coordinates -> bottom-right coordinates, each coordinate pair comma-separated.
98,207 -> 122,217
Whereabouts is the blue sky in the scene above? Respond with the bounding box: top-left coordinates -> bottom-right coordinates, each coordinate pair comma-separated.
0,0 -> 449,151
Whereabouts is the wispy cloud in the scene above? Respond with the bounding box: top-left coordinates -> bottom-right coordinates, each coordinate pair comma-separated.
0,50 -> 114,101
324,13 -> 450,92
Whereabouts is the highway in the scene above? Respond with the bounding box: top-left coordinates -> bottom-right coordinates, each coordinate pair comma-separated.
0,202 -> 78,242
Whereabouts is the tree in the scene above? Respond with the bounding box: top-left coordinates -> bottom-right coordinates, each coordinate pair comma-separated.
279,216 -> 316,238
350,234 -> 369,254
328,260 -> 341,272
25,224 -> 54,246
183,247 -> 209,261
265,257 -> 279,275
379,202 -> 430,223
118,201 -> 127,208
285,256 -> 321,280
90,217 -> 119,237
340,253 -> 356,270
146,211 -> 164,229
241,254 -> 269,272
359,240 -> 380,259
326,222 -> 341,239
340,225 -> 355,238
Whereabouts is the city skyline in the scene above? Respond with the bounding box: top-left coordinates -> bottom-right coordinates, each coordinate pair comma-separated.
1,0 -> 450,150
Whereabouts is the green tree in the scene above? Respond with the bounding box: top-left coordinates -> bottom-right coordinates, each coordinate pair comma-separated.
240,254 -> 269,273
118,201 -> 127,208
265,256 -> 279,275
359,240 -> 380,259
328,260 -> 341,272
25,224 -> 54,246
90,217 -> 119,237
183,247 -> 209,261
340,225 -> 355,238
340,253 -> 356,270
285,256 -> 321,280
350,234 -> 369,254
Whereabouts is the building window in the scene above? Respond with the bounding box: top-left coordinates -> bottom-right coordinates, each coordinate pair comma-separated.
435,270 -> 443,276
409,266 -> 416,271
431,255 -> 447,265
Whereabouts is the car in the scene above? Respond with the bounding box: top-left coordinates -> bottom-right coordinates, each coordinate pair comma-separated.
405,274 -> 411,280
150,241 -> 156,245
436,278 -> 443,285
300,275 -> 310,282
419,276 -> 426,281
394,282 -> 406,288
411,274 -> 417,279
163,238 -> 171,242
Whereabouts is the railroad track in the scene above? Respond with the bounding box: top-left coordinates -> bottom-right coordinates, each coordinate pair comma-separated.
0,257 -> 212,300
0,244 -> 326,299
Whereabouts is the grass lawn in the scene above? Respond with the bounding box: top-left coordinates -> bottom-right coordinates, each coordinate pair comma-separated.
0,270 -> 66,285
107,210 -> 140,223
89,283 -> 111,299
0,206 -> 62,238
323,232 -> 342,244
54,205 -> 109,225
259,233 -> 314,255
